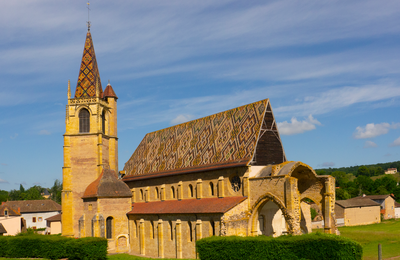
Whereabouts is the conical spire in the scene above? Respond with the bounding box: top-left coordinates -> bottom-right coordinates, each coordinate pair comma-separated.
74,31 -> 103,98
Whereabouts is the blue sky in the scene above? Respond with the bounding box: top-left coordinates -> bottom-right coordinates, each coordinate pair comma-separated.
0,1 -> 399,190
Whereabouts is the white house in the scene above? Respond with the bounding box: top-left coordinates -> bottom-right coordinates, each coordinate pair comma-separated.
4,200 -> 61,230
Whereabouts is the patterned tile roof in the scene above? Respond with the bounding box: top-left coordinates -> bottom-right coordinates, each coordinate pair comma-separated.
127,197 -> 246,215
74,30 -> 103,98
123,99 -> 286,181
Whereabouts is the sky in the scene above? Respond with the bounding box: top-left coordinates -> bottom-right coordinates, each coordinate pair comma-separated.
0,1 -> 399,191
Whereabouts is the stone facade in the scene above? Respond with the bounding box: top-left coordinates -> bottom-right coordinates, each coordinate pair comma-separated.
62,29 -> 336,259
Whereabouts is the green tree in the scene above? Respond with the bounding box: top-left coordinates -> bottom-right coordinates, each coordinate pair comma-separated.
25,186 -> 44,200
50,179 -> 62,205
336,188 -> 351,200
0,190 -> 8,203
357,166 -> 370,177
331,171 -> 350,187
355,175 -> 374,194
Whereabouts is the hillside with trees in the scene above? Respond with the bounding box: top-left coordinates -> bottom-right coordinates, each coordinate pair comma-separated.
315,161 -> 400,202
0,179 -> 62,205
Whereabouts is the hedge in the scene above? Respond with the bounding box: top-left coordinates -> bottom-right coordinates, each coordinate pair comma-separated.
196,233 -> 362,260
0,234 -> 107,260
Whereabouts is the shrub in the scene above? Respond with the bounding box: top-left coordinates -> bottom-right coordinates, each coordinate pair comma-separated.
0,234 -> 107,260
196,233 -> 362,260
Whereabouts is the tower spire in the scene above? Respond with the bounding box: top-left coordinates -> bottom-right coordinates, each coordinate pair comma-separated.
74,30 -> 103,98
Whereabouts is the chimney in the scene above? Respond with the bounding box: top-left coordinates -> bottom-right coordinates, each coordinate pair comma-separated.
18,207 -> 20,213
1,202 -> 5,205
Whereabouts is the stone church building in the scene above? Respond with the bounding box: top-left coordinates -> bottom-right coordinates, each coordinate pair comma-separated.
62,28 -> 336,258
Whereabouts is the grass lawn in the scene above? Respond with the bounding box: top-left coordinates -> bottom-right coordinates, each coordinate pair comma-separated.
338,218 -> 400,260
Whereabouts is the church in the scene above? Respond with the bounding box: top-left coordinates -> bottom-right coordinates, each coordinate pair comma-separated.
61,27 -> 336,259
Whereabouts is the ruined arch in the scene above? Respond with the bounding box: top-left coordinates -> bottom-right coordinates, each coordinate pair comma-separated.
248,192 -> 299,236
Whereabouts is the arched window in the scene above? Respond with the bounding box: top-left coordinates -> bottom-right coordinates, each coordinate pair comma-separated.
188,221 -> 193,242
209,182 -> 214,196
79,109 -> 90,133
140,189 -> 144,201
169,221 -> 173,240
106,217 -> 113,239
101,111 -> 106,134
151,221 -> 155,239
155,187 -> 159,199
171,186 -> 175,199
210,220 -> 215,236
188,184 -> 193,198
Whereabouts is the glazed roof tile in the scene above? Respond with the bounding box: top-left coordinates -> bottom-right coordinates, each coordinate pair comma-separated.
4,200 -> 61,213
74,30 -> 103,98
127,196 -> 246,215
123,99 -> 286,181
83,168 -> 132,199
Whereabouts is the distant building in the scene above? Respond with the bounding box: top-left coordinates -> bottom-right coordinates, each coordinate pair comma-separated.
0,203 -> 25,235
350,194 -> 396,220
41,189 -> 51,199
46,213 -> 62,234
335,198 -> 381,226
4,200 -> 61,229
0,223 -> 6,236
395,202 -> 400,219
385,168 -> 398,174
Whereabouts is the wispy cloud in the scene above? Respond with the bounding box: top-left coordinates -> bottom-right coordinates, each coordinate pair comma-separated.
170,114 -> 193,125
0,178 -> 9,183
363,140 -> 378,148
390,137 -> 400,147
353,122 -> 400,139
320,162 -> 335,167
275,84 -> 400,117
39,130 -> 51,135
277,115 -> 321,135
10,133 -> 18,139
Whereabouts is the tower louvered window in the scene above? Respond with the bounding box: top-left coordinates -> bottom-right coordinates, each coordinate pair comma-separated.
101,111 -> 106,134
79,109 -> 90,133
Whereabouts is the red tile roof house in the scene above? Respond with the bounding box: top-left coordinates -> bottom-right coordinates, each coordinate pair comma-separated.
0,203 -> 25,236
4,200 -> 61,232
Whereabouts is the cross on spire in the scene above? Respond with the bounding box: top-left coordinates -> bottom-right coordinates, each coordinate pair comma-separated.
87,2 -> 91,31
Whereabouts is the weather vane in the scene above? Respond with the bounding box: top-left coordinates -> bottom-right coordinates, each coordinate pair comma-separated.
87,2 -> 91,31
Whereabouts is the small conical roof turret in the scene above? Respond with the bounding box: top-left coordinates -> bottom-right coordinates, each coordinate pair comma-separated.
74,30 -> 103,98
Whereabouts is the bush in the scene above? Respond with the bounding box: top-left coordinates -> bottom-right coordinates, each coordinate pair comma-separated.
196,233 -> 362,260
0,234 -> 107,260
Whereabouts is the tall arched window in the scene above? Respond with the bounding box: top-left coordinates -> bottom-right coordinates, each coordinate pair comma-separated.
210,220 -> 215,236
188,184 -> 194,198
209,182 -> 214,196
171,186 -> 175,199
79,109 -> 90,133
101,111 -> 106,134
106,217 -> 113,239
188,221 -> 193,242
155,187 -> 159,199
169,221 -> 173,240
140,189 -> 144,201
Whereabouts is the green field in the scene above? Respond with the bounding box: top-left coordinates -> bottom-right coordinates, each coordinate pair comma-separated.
371,172 -> 400,182
338,219 -> 400,260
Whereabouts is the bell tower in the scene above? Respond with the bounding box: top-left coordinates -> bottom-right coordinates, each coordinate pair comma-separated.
62,28 -> 118,237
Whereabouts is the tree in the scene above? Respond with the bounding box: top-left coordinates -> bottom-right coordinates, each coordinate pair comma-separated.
0,190 -> 8,203
357,166 -> 370,177
355,175 -> 374,194
336,188 -> 351,200
331,171 -> 350,187
50,180 -> 62,205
